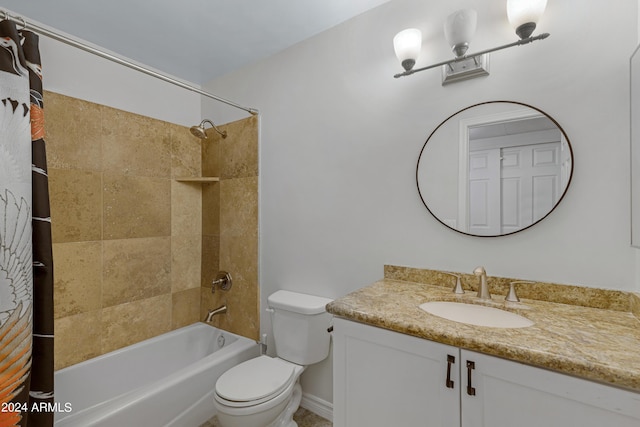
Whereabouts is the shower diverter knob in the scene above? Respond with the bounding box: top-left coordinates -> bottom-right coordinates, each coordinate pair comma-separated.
211,271 -> 232,293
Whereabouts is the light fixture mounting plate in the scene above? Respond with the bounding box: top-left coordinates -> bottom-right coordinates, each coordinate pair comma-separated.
441,54 -> 490,85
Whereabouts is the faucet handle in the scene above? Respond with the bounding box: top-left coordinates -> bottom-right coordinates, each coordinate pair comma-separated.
505,281 -> 534,302
443,272 -> 465,294
211,271 -> 232,294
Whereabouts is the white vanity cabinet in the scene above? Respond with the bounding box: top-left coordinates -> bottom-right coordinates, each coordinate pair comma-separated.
332,317 -> 460,427
460,349 -> 640,427
332,318 -> 640,427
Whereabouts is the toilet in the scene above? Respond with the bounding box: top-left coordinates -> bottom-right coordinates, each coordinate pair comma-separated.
213,290 -> 333,427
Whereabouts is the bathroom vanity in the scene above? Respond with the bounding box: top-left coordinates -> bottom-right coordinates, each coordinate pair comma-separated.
327,266 -> 640,427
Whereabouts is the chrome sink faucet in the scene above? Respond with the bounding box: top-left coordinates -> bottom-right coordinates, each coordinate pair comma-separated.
473,266 -> 491,300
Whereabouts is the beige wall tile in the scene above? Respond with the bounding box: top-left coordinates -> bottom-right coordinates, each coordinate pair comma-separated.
47,94 -> 268,368
202,182 -> 220,236
101,294 -> 172,354
225,291 -> 259,341
103,237 -> 171,307
220,177 -> 258,238
171,181 -> 202,236
219,115 -> 259,179
201,235 -> 220,288
170,123 -> 202,178
172,288 -> 201,329
101,108 -> 172,178
201,130 -> 221,177
47,92 -> 214,368
220,235 -> 258,289
45,91 -> 103,171
172,235 -> 202,292
200,287 -> 218,320
54,310 -> 102,370
200,116 -> 260,341
49,168 -> 102,243
218,235 -> 259,340
53,242 -> 102,319
103,173 -> 171,239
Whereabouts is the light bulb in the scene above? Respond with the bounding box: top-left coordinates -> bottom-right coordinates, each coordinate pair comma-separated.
444,9 -> 477,58
393,28 -> 422,71
507,0 -> 547,39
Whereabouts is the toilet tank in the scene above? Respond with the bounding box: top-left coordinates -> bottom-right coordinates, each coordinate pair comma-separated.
268,290 -> 333,365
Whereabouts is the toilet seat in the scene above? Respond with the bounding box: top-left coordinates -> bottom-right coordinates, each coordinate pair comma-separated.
215,356 -> 297,408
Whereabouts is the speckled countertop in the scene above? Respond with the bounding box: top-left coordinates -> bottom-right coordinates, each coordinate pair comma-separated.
326,266 -> 640,392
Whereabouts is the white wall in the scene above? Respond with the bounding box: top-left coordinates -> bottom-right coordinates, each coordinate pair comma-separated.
202,0 -> 639,405
39,34 -> 201,126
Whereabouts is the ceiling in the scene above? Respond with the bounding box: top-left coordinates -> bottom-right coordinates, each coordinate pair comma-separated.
1,0 -> 392,84
469,116 -> 558,141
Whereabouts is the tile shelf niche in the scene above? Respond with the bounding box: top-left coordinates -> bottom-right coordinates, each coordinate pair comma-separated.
174,177 -> 220,182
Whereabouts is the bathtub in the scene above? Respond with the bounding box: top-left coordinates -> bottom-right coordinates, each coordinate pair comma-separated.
54,323 -> 260,427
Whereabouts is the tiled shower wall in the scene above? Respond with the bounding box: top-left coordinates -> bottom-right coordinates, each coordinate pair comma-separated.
200,116 -> 260,341
46,91 -> 259,370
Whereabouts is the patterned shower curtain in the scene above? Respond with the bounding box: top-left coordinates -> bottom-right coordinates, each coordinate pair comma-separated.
0,19 -> 54,427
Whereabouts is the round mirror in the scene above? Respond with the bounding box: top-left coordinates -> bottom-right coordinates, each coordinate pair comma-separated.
417,101 -> 573,237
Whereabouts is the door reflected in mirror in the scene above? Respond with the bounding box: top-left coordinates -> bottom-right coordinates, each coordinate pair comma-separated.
417,101 -> 573,237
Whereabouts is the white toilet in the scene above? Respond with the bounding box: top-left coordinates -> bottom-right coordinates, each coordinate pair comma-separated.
213,290 -> 333,427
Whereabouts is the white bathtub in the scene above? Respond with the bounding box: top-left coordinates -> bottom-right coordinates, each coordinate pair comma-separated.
54,323 -> 260,427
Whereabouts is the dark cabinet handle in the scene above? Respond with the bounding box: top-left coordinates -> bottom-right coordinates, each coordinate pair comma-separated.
446,355 -> 455,388
466,360 -> 476,396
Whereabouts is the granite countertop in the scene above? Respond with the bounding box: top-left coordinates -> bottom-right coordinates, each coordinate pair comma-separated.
326,271 -> 640,392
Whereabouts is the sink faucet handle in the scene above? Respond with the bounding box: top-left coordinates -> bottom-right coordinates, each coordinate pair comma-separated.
443,272 -> 464,294
506,281 -> 535,303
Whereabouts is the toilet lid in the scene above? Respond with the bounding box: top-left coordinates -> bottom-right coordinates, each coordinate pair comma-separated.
216,356 -> 296,404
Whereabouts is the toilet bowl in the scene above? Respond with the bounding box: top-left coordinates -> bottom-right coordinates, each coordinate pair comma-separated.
213,290 -> 333,427
213,356 -> 305,427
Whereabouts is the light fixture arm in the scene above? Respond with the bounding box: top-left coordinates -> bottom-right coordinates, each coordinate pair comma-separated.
394,32 -> 549,79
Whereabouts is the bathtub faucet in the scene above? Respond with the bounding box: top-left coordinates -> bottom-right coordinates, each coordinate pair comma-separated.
204,305 -> 227,323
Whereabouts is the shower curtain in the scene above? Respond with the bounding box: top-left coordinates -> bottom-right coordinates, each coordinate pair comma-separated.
0,19 -> 54,427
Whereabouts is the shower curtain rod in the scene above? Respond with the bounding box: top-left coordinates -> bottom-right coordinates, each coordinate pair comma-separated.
1,11 -> 259,116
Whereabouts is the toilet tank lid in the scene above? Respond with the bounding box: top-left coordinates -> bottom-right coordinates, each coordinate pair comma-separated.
268,290 -> 333,315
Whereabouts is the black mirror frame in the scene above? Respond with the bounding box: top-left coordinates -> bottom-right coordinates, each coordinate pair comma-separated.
416,100 -> 574,237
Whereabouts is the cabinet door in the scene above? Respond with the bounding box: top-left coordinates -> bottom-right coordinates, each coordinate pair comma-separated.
333,318 -> 460,427
461,350 -> 640,427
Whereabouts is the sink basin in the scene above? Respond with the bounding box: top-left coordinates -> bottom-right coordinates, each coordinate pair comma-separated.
419,301 -> 534,328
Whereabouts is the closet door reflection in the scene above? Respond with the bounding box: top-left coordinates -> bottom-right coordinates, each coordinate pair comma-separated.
468,136 -> 564,235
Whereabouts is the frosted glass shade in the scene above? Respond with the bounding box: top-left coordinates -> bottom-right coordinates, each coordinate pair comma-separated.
507,0 -> 547,38
444,9 -> 477,57
393,28 -> 422,71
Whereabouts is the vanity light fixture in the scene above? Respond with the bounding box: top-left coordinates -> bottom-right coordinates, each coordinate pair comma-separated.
393,0 -> 549,85
393,28 -> 422,72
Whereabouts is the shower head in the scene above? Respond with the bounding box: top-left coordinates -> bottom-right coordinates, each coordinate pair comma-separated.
189,124 -> 208,139
190,119 -> 227,139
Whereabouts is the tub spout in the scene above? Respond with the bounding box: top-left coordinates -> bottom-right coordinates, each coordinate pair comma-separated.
204,305 -> 227,323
